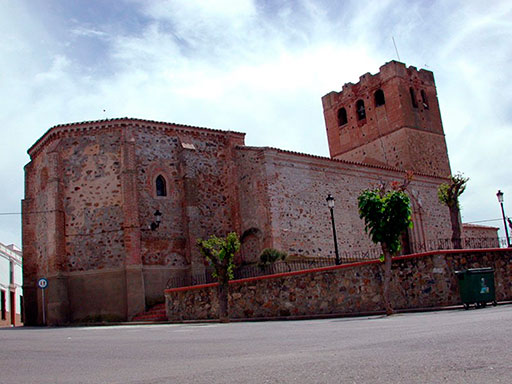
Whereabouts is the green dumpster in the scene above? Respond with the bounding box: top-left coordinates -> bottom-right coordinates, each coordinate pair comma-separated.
455,267 -> 497,309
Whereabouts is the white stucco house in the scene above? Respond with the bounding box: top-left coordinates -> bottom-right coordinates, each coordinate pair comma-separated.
0,242 -> 23,326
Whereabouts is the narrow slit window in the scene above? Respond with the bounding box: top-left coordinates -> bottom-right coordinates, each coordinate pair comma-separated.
374,89 -> 385,107
9,261 -> 13,284
421,90 -> 429,109
337,107 -> 348,126
356,100 -> 366,120
155,175 -> 167,197
410,88 -> 418,108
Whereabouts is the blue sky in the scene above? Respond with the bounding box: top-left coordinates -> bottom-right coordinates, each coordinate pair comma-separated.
1,0 -> 512,246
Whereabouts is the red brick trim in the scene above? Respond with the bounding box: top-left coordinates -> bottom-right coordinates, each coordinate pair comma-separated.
166,282 -> 219,293
146,165 -> 173,198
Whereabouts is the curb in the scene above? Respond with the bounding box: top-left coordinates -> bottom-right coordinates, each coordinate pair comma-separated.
161,300 -> 512,325
22,301 -> 512,328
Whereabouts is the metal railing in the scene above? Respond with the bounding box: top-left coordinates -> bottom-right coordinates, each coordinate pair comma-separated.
410,237 -> 505,253
166,237 -> 508,289
166,250 -> 385,289
234,259 -> 335,279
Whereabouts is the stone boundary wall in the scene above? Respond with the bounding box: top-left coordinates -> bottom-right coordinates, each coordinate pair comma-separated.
165,249 -> 512,321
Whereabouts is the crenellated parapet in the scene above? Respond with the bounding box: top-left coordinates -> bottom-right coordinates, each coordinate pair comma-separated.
322,60 -> 451,177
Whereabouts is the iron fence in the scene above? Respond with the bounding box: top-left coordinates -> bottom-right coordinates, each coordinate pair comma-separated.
165,236 -> 508,289
234,259 -> 335,279
166,250 -> 382,289
165,270 -> 217,288
410,237 -> 505,253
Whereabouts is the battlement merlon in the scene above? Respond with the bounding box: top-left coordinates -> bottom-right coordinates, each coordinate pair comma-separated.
321,61 -> 435,108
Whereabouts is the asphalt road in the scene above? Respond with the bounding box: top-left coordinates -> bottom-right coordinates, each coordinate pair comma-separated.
1,306 -> 511,384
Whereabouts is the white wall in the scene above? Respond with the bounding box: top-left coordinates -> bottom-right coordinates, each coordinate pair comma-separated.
0,243 -> 23,315
0,256 -> 9,288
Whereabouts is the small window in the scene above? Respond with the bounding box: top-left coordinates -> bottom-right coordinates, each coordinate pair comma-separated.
356,100 -> 366,120
337,108 -> 348,126
374,89 -> 385,107
421,90 -> 429,109
410,88 -> 418,108
155,175 -> 167,197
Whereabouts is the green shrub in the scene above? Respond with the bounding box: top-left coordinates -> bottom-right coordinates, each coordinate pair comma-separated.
259,248 -> 287,265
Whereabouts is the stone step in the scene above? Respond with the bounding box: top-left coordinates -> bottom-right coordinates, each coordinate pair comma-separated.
132,315 -> 167,321
132,303 -> 167,322
144,308 -> 166,316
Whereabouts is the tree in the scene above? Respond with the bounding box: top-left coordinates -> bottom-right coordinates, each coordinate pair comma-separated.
197,232 -> 240,322
437,173 -> 468,249
358,188 -> 412,315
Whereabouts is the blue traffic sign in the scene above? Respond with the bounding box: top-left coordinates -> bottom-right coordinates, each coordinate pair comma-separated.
37,278 -> 48,289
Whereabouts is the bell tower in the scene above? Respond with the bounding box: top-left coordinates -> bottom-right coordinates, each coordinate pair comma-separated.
321,61 -> 451,177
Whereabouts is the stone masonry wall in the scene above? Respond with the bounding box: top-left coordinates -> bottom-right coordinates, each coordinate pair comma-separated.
23,119 -> 246,324
61,130 -> 125,271
23,125 -> 129,324
133,122 -> 244,302
236,147 -> 453,260
462,224 -> 499,240
23,137 -> 69,324
236,148 -> 273,263
165,249 -> 512,320
335,128 -> 451,178
135,127 -> 187,271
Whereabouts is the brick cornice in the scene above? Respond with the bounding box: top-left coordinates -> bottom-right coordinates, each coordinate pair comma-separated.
236,145 -> 450,182
27,117 -> 245,160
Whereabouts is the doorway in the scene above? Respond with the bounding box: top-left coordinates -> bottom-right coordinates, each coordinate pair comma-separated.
10,291 -> 15,326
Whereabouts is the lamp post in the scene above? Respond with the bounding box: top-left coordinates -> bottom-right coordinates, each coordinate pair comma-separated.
326,194 -> 341,265
496,190 -> 511,247
150,209 -> 162,231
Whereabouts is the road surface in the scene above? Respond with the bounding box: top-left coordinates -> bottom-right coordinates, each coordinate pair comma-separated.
1,306 -> 511,383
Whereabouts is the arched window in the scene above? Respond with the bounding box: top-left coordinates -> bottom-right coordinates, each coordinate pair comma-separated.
410,88 -> 418,108
337,108 -> 348,126
374,89 -> 385,107
155,175 -> 167,197
421,90 -> 429,109
356,100 -> 366,120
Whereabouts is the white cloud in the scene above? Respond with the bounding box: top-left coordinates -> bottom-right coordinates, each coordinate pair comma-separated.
71,26 -> 108,38
1,0 -> 512,245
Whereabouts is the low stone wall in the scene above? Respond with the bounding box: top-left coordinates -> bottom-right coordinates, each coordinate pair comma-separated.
165,249 -> 512,321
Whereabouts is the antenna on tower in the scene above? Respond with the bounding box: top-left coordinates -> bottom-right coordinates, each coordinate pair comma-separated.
392,37 -> 401,62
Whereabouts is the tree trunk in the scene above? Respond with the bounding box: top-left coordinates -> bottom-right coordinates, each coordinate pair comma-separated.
449,205 -> 462,249
217,270 -> 230,323
217,283 -> 229,323
381,244 -> 394,315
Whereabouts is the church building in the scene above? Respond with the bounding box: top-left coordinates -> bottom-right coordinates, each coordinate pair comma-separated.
23,61 -> 465,325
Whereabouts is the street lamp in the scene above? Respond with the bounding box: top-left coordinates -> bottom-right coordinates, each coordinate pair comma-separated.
496,190 -> 510,247
150,209 -> 162,231
326,194 -> 341,265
